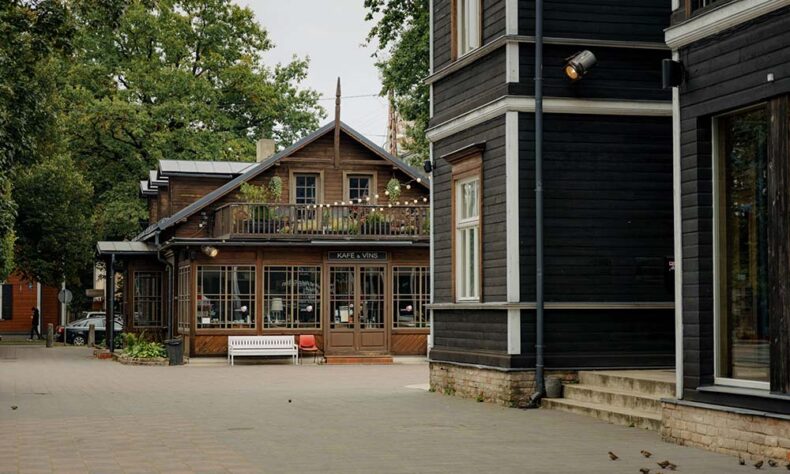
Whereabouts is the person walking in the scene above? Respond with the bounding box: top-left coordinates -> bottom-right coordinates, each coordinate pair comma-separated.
28,306 -> 42,341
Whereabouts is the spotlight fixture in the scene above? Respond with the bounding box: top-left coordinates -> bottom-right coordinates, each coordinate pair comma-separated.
423,160 -> 433,173
563,50 -> 597,81
201,245 -> 219,258
662,59 -> 684,89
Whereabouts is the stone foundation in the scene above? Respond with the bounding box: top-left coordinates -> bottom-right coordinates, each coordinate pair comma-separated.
429,361 -> 576,407
662,401 -> 790,462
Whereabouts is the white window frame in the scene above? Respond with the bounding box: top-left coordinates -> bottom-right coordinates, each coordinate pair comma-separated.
711,106 -> 771,391
455,0 -> 481,58
455,175 -> 480,302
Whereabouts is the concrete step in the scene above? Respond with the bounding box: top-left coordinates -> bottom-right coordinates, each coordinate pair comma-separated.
542,397 -> 662,431
324,355 -> 393,364
562,384 -> 662,414
578,370 -> 675,398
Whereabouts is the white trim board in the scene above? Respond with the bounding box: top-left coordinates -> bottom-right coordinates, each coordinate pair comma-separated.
665,0 -> 790,50
505,111 -> 520,303
672,51 -> 684,400
427,97 -> 673,142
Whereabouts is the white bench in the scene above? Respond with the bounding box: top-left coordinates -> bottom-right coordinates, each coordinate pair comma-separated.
227,335 -> 299,366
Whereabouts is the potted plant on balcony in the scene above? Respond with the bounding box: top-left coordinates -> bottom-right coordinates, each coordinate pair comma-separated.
238,177 -> 283,234
386,178 -> 402,203
361,209 -> 390,235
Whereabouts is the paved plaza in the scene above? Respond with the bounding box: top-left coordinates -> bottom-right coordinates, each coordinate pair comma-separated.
0,346 -> 748,473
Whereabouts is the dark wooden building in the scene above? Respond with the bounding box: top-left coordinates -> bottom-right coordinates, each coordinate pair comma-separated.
426,0 -> 675,402
661,0 -> 790,459
98,107 -> 431,362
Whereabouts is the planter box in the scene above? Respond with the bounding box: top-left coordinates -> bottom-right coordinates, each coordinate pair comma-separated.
113,353 -> 169,366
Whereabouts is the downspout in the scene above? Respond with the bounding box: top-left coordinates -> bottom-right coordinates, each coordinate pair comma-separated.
107,253 -> 115,352
155,231 -> 174,339
532,0 -> 546,402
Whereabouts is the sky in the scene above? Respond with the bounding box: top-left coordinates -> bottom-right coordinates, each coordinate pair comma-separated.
240,0 -> 389,146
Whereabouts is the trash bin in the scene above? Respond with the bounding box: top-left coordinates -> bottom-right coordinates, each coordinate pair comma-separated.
164,338 -> 184,366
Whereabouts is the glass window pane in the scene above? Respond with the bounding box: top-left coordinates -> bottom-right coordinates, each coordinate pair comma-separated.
720,107 -> 769,383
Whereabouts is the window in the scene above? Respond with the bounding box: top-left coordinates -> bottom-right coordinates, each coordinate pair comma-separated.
196,266 -> 255,329
393,267 -> 430,328
715,106 -> 770,388
133,272 -> 163,327
455,176 -> 480,301
177,266 -> 191,334
454,0 -> 481,58
264,266 -> 321,328
347,175 -> 372,203
294,174 -> 318,204
1,283 -> 12,320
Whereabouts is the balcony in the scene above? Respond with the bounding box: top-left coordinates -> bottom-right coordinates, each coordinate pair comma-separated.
212,203 -> 430,241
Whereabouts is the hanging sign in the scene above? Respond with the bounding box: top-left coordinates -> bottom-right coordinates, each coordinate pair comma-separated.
328,251 -> 387,261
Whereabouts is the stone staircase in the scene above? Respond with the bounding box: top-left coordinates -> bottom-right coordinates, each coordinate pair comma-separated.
542,370 -> 676,431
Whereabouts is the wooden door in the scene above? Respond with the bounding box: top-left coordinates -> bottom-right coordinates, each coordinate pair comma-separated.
326,265 -> 388,354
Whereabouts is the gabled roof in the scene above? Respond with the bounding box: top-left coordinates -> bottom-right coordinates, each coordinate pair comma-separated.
135,121 -> 428,242
140,180 -> 157,196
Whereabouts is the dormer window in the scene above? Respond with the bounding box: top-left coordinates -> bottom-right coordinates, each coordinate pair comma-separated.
347,174 -> 373,203
454,0 -> 481,59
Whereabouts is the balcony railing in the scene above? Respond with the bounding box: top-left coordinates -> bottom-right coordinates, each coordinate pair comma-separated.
212,203 -> 430,241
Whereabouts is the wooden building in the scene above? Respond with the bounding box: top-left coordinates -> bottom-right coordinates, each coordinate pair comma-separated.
98,99 -> 431,362
661,0 -> 790,459
426,0 -> 675,403
0,272 -> 62,336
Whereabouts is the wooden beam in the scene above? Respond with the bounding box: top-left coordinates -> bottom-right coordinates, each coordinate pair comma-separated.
334,77 -> 341,169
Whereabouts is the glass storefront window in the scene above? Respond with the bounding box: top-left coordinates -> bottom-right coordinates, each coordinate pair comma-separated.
196,266 -> 255,329
177,266 -> 191,334
393,267 -> 430,328
264,266 -> 321,328
717,106 -> 770,385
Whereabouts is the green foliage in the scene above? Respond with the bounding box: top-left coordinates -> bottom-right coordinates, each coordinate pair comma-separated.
13,154 -> 95,286
0,178 -> 15,280
268,176 -> 283,202
386,178 -> 402,202
365,0 -> 429,166
64,0 -> 324,240
123,332 -> 166,359
239,176 -> 284,204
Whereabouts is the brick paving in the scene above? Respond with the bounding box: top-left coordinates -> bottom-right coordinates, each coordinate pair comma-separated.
0,346 -> 747,473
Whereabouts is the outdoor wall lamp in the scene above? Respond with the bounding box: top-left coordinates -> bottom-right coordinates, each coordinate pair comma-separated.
423,160 -> 433,173
201,245 -> 219,258
563,50 -> 597,81
662,59 -> 684,89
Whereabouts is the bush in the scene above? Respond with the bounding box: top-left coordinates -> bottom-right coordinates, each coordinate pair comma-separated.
123,332 -> 166,359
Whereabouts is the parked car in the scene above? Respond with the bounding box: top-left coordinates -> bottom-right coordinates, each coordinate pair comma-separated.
58,316 -> 124,346
55,313 -> 122,342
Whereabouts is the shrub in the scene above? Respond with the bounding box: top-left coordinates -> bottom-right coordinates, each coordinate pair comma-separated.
123,332 -> 166,359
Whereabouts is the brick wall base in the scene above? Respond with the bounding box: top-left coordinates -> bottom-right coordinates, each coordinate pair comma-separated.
429,361 -> 576,407
662,401 -> 790,462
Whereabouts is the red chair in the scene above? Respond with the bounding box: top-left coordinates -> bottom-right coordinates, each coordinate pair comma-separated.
298,335 -> 322,364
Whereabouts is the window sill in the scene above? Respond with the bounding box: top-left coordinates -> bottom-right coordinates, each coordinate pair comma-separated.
698,384 -> 790,401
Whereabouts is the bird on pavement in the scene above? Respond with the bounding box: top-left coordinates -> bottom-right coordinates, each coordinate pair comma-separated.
608,452 -> 619,461
641,450 -> 653,458
667,463 -> 677,471
768,460 -> 777,467
10,406 -> 17,410
657,461 -> 671,469
639,468 -> 650,474
739,456 -> 746,465
754,460 -> 763,469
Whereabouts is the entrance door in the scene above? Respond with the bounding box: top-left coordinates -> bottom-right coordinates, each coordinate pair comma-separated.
327,266 -> 387,354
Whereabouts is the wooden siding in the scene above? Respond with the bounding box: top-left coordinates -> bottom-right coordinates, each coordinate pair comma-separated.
170,130 -> 429,239
678,7 -> 790,397
517,308 -> 675,368
432,309 -> 508,351
433,116 -> 507,303
517,0 -> 670,43
433,0 -> 508,72
518,113 -> 674,302
516,45 -> 670,102
0,273 -> 60,334
432,47 -> 507,125
392,332 -> 429,355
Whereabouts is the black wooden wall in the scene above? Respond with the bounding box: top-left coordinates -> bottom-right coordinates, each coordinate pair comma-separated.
678,7 -> 790,414
433,116 -> 507,304
433,0 -> 508,72
432,48 -> 507,124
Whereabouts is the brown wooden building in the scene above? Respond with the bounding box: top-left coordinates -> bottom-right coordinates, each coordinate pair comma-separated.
0,272 -> 62,336
97,113 -> 430,362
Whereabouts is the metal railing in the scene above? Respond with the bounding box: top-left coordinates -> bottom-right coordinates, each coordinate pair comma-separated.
213,203 -> 430,240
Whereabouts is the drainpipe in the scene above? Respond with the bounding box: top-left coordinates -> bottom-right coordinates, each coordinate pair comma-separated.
107,254 -> 115,352
155,231 -> 174,339
531,0 -> 546,403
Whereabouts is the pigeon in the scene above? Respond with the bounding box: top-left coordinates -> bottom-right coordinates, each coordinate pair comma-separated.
667,463 -> 677,471
739,456 -> 746,465
10,406 -> 17,410
641,450 -> 653,458
657,461 -> 671,469
608,452 -> 619,461
288,399 -> 292,403
754,460 -> 764,469
639,468 -> 651,474
768,460 -> 777,467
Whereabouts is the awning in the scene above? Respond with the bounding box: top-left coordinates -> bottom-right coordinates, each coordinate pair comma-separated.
96,241 -> 157,256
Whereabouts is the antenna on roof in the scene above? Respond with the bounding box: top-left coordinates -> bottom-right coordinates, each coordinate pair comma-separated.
334,77 -> 341,169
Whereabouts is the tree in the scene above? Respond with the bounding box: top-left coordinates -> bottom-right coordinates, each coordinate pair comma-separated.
0,0 -> 74,280
365,0 -> 429,166
13,154 -> 95,286
65,0 -> 325,240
